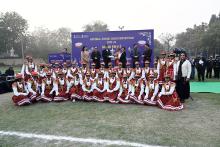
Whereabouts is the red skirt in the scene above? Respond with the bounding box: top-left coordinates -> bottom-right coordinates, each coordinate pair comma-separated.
83,91 -> 93,101
12,95 -> 31,106
106,90 -> 119,103
54,89 -> 69,102
38,89 -> 53,102
117,90 -> 130,104
130,90 -> 144,104
28,92 -> 40,102
144,91 -> 157,106
157,92 -> 184,111
70,85 -> 83,100
158,67 -> 166,83
93,90 -> 107,102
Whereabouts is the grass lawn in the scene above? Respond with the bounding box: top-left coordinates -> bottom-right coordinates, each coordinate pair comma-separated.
0,93 -> 220,147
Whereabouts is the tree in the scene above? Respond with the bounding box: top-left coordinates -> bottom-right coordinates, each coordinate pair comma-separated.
25,27 -> 72,60
175,23 -> 208,56
0,11 -> 28,57
154,39 -> 164,56
82,20 -> 109,32
159,33 -> 175,52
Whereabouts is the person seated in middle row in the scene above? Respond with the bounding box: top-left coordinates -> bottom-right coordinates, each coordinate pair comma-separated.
157,73 -> 184,111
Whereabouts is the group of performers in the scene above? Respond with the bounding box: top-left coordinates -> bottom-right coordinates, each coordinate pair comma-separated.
12,51 -> 184,111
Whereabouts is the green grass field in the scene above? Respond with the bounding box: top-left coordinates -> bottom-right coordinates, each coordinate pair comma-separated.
0,93 -> 220,147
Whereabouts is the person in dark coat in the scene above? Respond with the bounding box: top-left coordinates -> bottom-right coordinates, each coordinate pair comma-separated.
213,57 -> 220,79
119,47 -> 127,68
196,56 -> 206,82
142,43 -> 152,65
130,43 -> 140,68
91,47 -> 101,69
102,45 -> 111,68
5,66 -> 15,76
206,56 -> 213,79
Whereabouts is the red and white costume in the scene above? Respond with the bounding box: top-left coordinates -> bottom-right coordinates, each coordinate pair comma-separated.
12,74 -> 31,106
53,74 -> 69,102
40,73 -> 55,102
144,78 -> 159,105
106,75 -> 120,103
130,76 -> 145,104
157,80 -> 183,111
93,76 -> 107,102
157,57 -> 167,84
27,72 -> 41,102
69,74 -> 83,101
117,76 -> 131,104
166,58 -> 176,81
82,74 -> 95,101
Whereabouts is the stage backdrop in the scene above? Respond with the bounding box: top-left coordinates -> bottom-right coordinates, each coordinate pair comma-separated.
71,30 -> 154,66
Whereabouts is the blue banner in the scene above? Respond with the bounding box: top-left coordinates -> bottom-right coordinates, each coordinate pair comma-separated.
48,52 -> 71,64
71,30 -> 154,66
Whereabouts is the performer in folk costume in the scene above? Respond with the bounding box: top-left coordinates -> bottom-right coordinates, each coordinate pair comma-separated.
21,56 -> 37,81
40,72 -> 55,102
80,62 -> 88,79
125,62 -> 133,80
67,61 -> 78,79
106,62 -> 114,78
116,62 -> 124,79
166,52 -> 176,81
157,50 -> 167,84
93,72 -> 108,102
106,70 -> 120,103
142,60 -> 150,79
90,62 -> 97,79
12,73 -> 31,106
38,63 -> 46,82
27,71 -> 41,102
52,62 -> 61,78
53,71 -> 69,102
26,56 -> 38,74
157,74 -> 184,111
62,62 -> 69,76
82,72 -> 95,101
69,73 -> 83,101
117,73 -> 131,104
98,62 -> 107,78
148,61 -> 159,80
130,74 -> 145,104
144,74 -> 159,105
132,61 -> 143,80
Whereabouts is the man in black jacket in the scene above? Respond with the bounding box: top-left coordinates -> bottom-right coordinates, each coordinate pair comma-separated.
102,45 -> 111,68
91,47 -> 101,69
119,47 -> 127,68
142,43 -> 152,65
206,56 -> 213,79
130,43 -> 140,68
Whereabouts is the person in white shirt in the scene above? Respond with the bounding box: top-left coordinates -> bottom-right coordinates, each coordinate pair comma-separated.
175,52 -> 192,103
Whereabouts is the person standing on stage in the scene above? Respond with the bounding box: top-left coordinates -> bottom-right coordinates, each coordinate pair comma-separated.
142,43 -> 152,65
175,52 -> 191,103
102,44 -> 111,68
130,43 -> 140,68
81,46 -> 90,68
119,47 -> 127,68
91,47 -> 101,69
114,47 -> 121,67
